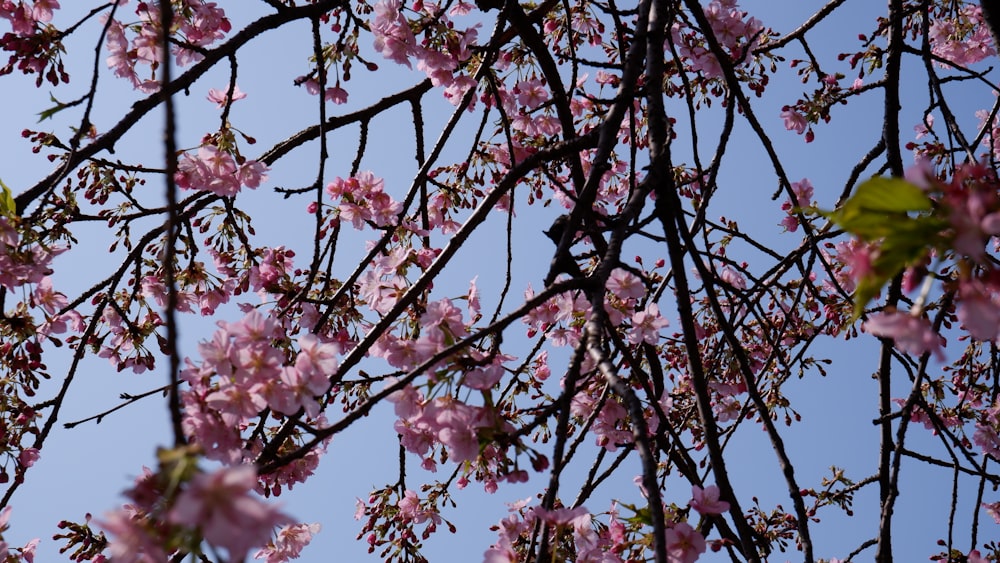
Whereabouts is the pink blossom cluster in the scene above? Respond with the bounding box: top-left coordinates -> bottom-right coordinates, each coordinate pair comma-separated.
670,0 -> 764,80
483,502 -> 625,563
778,71 -> 860,143
175,145 -> 269,197
856,163 -> 1000,359
973,398 -> 1000,459
483,488 -> 727,563
933,164 -> 1000,341
369,0 -> 479,105
779,178 -> 814,232
102,464 -> 293,562
93,304 -> 161,373
928,4 -> 995,67
526,270 -> 668,351
0,0 -> 66,85
821,238 -> 869,297
571,390 -> 633,452
105,1 -> 231,92
248,245 -> 296,295
356,246 -> 414,316
254,522 -> 321,563
141,273 -> 233,317
387,384 -> 499,467
354,484 -> 456,557
523,285 -> 589,346
324,171 -> 402,229
0,217 -> 63,291
0,0 -> 57,34
181,310 -> 340,465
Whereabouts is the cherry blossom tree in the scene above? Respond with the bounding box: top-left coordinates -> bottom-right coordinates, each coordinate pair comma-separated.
1,0 -> 1000,562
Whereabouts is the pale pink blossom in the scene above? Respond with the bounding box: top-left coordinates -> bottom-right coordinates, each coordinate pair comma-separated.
463,362 -> 505,390
914,114 -> 935,140
17,448 -> 39,468
3,2 -> 35,35
32,276 -> 67,314
254,522 -> 320,563
371,0 -> 417,67
983,501 -> 1000,524
207,84 -> 247,108
325,86 -> 348,104
101,507 -> 169,563
31,0 -> 59,23
629,303 -> 669,345
169,466 -> 291,561
607,268 -> 645,300
929,5 -> 995,66
665,522 -> 706,563
863,311 -> 944,360
780,107 -> 807,134
689,484 -> 730,515
515,78 -> 549,110
957,281 -> 1000,342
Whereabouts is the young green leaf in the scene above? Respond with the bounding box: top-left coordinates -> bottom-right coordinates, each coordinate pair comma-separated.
820,176 -> 945,317
0,178 -> 15,218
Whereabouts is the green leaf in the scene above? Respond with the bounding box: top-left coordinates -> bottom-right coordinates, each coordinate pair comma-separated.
0,178 -> 15,218
37,92 -> 67,122
845,177 -> 932,213
848,215 -> 947,317
818,177 -> 946,318
823,177 -> 933,241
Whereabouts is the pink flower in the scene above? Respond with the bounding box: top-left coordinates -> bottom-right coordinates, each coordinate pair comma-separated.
463,363 -> 504,390
790,178 -> 814,207
863,311 -> 944,360
689,484 -> 730,515
169,466 -> 291,561
665,522 -> 706,563
719,266 -> 747,290
31,0 -> 59,23
929,5 -> 995,66
515,78 -> 549,110
973,402 -> 1000,458
628,303 -> 669,345
254,522 -> 320,563
33,276 -> 67,314
293,339 -> 337,387
18,538 -> 38,563
607,268 -> 645,300
18,448 -> 39,468
780,107 -> 807,134
207,84 -> 247,108
205,380 -> 268,426
5,2 -> 35,35
0,506 -> 10,531
325,86 -> 348,104
101,507 -> 169,563
371,0 -> 417,67
983,501 -> 1000,524
914,114 -> 935,140
957,281 -> 1000,341
397,489 -> 426,523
